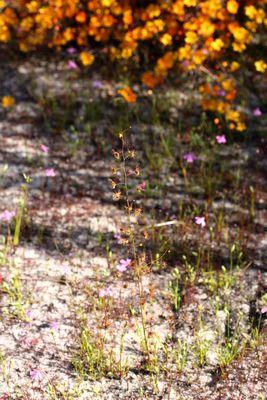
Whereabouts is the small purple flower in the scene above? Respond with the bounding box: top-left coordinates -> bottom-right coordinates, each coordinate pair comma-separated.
218,89 -> 226,97
92,79 -> 103,89
216,135 -> 227,144
182,60 -> 190,68
29,369 -> 42,381
45,168 -> 56,177
67,60 -> 78,70
99,287 -> 113,298
0,210 -> 16,223
62,264 -> 70,274
261,306 -> 267,314
67,47 -> 77,54
116,258 -> 131,272
183,152 -> 197,163
40,144 -> 49,153
195,216 -> 206,228
253,108 -> 262,117
26,310 -> 33,320
114,233 -> 122,244
49,321 -> 59,331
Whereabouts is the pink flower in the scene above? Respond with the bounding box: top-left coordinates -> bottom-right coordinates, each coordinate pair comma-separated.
216,135 -> 227,144
67,60 -> 78,70
182,60 -> 190,68
45,168 -> 56,177
67,47 -> 76,54
261,306 -> 267,314
0,394 -> 9,400
26,310 -> 33,320
23,336 -> 39,347
40,144 -> 49,153
92,79 -> 103,89
253,108 -> 262,117
99,287 -> 113,298
114,233 -> 123,244
218,90 -> 226,97
116,258 -> 131,272
195,216 -> 206,228
49,321 -> 59,331
29,369 -> 42,381
183,152 -> 196,163
62,264 -> 70,274
137,181 -> 147,192
0,210 -> 16,223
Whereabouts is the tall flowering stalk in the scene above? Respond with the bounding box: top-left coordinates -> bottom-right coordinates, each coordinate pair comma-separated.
111,131 -> 150,357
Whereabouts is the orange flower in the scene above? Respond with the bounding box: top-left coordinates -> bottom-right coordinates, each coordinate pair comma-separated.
118,87 -> 136,103
75,11 -> 87,23
142,72 -> 160,88
2,96 -> 15,108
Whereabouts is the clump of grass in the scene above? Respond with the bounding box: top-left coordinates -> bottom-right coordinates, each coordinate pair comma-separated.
72,327 -> 128,379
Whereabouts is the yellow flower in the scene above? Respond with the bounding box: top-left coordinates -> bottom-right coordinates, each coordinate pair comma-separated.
184,0 -> 197,7
178,45 -> 191,60
185,31 -> 198,44
222,79 -> 234,91
227,0 -> 239,14
255,60 -> 267,73
2,96 -> 15,108
80,51 -> 95,66
172,1 -> 184,15
199,20 -> 215,37
211,38 -> 224,51
232,42 -> 246,52
245,6 -> 257,20
226,110 -> 241,122
230,61 -> 240,71
26,1 -> 39,13
101,0 -> 113,6
236,122 -> 246,131
160,33 -> 172,46
230,25 -> 250,42
192,51 -> 205,65
146,4 -> 161,18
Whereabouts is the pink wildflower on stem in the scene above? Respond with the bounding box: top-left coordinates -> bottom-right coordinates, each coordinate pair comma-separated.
99,287 -> 113,298
261,306 -> 267,314
253,108 -> 262,117
92,79 -> 103,89
29,369 -> 42,381
45,168 -> 56,177
0,210 -> 16,223
195,216 -> 206,228
218,89 -> 226,97
67,60 -> 78,70
116,258 -> 131,272
40,144 -> 49,153
67,47 -> 76,54
137,181 -> 146,192
26,310 -> 33,320
62,264 -> 70,274
49,320 -> 59,331
216,135 -> 227,144
183,152 -> 197,163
